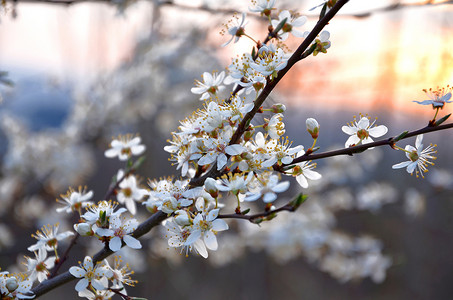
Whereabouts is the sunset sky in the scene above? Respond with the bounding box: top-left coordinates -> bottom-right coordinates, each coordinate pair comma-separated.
0,0 -> 452,118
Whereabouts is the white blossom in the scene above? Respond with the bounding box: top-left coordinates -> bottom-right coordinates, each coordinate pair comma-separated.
392,134 -> 437,178
104,135 -> 145,161
342,116 -> 388,148
69,256 -> 113,292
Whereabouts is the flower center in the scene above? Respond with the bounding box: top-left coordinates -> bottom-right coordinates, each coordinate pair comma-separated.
408,150 -> 419,162
357,129 -> 369,140
282,23 -> 293,33
122,187 -> 133,198
85,269 -> 95,280
121,147 -> 131,156
36,262 -> 47,273
207,86 -> 218,94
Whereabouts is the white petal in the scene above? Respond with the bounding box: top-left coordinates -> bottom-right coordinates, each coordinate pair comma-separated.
303,169 -> 322,180
75,278 -> 89,292
369,125 -> 388,138
104,148 -> 118,158
69,267 -> 86,278
296,175 -> 308,188
125,199 -> 137,215
345,135 -> 360,147
194,239 -> 208,258
342,125 -> 357,135
212,219 -> 229,231
217,153 -> 228,170
202,72 -> 213,84
109,237 -> 122,252
124,235 -> 142,249
185,230 -> 201,246
272,181 -> 290,193
406,161 -> 417,173
91,278 -> 105,291
131,145 -> 146,155
225,144 -> 245,155
96,228 -> 114,237
357,117 -> 370,129
244,193 -> 261,202
281,156 -> 293,164
415,134 -> 423,149
83,256 -> 93,270
320,30 -> 330,42
392,161 -> 411,169
198,153 -> 217,166
207,209 -> 219,221
191,86 -> 206,94
204,231 -> 218,250
263,192 -> 277,203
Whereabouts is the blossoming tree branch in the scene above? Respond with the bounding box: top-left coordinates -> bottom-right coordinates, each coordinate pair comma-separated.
1,0 -> 452,299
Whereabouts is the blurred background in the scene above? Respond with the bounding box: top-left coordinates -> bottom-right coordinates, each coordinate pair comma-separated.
0,0 -> 453,299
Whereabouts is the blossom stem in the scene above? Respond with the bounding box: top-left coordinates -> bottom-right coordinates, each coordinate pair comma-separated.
432,107 -> 440,122
244,33 -> 258,44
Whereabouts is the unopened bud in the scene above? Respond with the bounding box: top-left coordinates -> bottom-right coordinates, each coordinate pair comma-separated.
74,223 -> 93,236
271,103 -> 286,113
243,127 -> 255,142
6,277 -> 18,293
174,210 -> 191,226
204,178 -> 219,198
306,118 -> 319,139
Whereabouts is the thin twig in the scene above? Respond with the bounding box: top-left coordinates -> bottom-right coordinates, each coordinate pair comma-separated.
288,122 -> 453,165
218,202 -> 295,223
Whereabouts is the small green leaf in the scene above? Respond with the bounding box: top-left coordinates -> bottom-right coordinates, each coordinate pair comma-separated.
435,113 -> 451,126
252,217 -> 263,225
393,131 -> 409,142
266,212 -> 277,221
301,44 -> 317,59
241,208 -> 250,215
291,193 -> 307,210
251,46 -> 256,58
132,156 -> 146,170
274,17 -> 287,33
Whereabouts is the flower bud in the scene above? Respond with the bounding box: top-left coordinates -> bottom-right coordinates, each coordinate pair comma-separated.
306,118 -> 319,139
174,210 -> 191,226
6,277 -> 18,293
74,223 -> 93,236
204,178 -> 219,198
271,103 -> 286,113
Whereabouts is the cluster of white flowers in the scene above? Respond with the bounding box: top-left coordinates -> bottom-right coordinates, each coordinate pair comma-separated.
1,0 -> 452,298
0,272 -> 34,299
69,255 -> 136,298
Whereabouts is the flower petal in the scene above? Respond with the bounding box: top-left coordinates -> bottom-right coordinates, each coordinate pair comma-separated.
109,237 -> 122,252
75,278 -> 89,292
124,235 -> 142,249
69,266 -> 85,278
369,125 -> 388,138
204,231 -> 218,250
212,219 -> 229,231
392,161 -> 411,169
